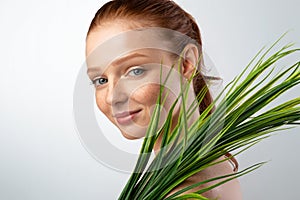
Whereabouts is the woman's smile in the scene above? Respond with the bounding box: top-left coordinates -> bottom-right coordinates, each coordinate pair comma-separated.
113,109 -> 142,125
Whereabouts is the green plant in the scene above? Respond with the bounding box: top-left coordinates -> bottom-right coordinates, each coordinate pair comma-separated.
118,35 -> 300,200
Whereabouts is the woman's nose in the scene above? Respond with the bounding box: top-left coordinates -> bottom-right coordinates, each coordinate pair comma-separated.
105,80 -> 128,106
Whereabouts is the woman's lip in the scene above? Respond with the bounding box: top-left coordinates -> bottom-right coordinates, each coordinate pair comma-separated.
114,109 -> 142,125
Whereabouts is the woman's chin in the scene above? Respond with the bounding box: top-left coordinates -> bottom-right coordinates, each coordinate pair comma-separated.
121,131 -> 144,140
117,122 -> 148,140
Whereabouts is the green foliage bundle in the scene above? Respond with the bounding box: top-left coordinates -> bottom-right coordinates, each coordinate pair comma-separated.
119,36 -> 300,200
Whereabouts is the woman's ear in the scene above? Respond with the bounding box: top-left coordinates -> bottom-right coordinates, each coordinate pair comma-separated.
181,44 -> 199,79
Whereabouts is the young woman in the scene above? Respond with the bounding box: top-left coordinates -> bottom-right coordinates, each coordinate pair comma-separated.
85,0 -> 242,199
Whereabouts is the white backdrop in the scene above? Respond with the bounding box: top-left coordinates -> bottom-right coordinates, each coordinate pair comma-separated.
0,0 -> 299,199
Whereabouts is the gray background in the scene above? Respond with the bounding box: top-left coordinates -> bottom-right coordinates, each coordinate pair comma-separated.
0,0 -> 299,199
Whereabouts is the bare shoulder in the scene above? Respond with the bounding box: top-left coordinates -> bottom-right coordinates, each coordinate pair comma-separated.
168,156 -> 243,200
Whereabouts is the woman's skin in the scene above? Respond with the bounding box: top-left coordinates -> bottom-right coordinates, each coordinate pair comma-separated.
86,21 -> 243,199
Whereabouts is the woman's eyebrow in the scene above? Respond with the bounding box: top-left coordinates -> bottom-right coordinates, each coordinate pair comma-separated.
87,52 -> 148,76
112,52 -> 148,66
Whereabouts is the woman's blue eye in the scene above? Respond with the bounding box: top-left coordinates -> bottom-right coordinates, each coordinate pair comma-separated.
128,68 -> 144,76
93,78 -> 108,86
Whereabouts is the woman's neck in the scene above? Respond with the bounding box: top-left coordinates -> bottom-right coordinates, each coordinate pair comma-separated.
153,106 -> 200,153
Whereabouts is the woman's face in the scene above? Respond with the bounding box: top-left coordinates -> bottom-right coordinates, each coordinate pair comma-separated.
85,22 -> 187,139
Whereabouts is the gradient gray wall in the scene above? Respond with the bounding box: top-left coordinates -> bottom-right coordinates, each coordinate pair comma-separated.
0,0 -> 299,199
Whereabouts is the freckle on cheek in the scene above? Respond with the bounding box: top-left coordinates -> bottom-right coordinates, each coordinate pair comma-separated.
132,85 -> 160,103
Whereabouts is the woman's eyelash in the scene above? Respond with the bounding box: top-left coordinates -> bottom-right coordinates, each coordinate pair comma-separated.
90,78 -> 98,85
91,77 -> 108,86
127,67 -> 145,76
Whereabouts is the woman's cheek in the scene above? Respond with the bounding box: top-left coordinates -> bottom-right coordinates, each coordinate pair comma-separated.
131,83 -> 178,127
128,84 -> 159,124
95,91 -> 112,121
131,84 -> 161,106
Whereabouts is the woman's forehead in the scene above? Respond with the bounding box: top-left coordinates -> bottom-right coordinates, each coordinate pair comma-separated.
85,27 -> 190,68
